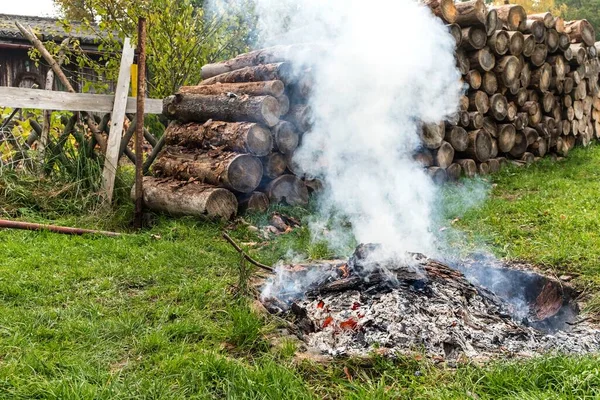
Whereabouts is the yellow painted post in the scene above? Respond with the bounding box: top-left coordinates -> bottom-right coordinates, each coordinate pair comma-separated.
130,64 -> 138,97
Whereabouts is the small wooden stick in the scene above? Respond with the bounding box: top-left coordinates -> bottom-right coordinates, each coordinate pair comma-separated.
222,232 -> 274,273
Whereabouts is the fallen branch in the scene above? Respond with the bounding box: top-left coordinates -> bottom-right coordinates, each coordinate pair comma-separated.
222,232 -> 274,272
0,219 -> 121,237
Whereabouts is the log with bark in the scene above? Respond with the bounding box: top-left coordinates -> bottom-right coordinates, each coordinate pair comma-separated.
456,158 -> 477,178
434,141 -> 455,168
564,20 -> 595,46
454,0 -> 487,27
199,44 -> 319,79
427,166 -> 448,184
444,125 -> 469,151
460,129 -> 493,162
179,80 -> 285,97
448,23 -> 463,46
137,177 -> 238,219
493,4 -> 527,31
423,0 -> 457,23
237,191 -> 270,213
446,162 -> 462,181
529,12 -> 555,29
494,55 -> 521,86
164,120 -> 273,156
264,174 -> 309,206
420,122 -> 446,149
468,47 -> 495,71
200,63 -> 293,86
163,93 -> 281,127
272,121 -> 300,154
153,146 -> 263,193
261,152 -> 288,179
487,30 -> 510,55
461,26 -> 487,50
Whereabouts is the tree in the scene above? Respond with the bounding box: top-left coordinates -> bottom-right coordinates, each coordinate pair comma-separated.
51,0 -> 256,97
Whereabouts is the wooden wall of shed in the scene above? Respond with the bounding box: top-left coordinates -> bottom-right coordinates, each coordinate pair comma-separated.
0,47 -> 114,92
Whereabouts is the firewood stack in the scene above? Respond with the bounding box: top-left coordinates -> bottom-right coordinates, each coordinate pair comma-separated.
423,0 -> 599,182
139,1 -> 599,218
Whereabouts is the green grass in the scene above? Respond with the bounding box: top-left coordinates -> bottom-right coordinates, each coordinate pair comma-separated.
0,147 -> 600,398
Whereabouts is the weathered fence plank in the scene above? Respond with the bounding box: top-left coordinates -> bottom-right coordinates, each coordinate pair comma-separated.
102,38 -> 136,203
0,87 -> 162,114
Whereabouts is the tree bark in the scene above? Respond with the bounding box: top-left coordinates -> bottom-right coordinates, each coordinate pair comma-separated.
261,152 -> 288,179
493,4 -> 527,31
444,125 -> 469,151
164,120 -> 273,156
200,62 -> 293,86
163,93 -> 281,127
564,20 -> 595,46
456,159 -> 477,177
137,177 -> 237,219
265,175 -> 309,206
153,146 -> 263,193
237,191 -> 270,213
497,123 -> 516,152
179,80 -> 285,97
434,141 -> 455,168
454,0 -> 487,26
199,44 -> 320,79
423,0 -> 458,23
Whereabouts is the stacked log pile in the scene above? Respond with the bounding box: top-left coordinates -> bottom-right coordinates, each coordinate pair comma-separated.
141,1 -> 600,218
422,0 -> 599,182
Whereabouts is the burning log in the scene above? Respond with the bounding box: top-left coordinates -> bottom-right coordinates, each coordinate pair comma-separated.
164,121 -> 273,157
163,93 -> 281,127
137,177 -> 238,219
153,146 -> 263,193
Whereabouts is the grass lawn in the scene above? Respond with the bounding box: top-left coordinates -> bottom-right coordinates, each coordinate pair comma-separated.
0,147 -> 600,398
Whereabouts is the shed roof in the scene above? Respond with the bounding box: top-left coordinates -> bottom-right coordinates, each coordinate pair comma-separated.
0,14 -> 101,46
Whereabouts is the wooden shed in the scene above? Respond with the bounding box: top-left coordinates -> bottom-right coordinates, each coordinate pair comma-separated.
0,13 -> 109,91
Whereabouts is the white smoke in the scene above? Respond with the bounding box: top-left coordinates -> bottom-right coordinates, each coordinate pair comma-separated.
212,0 -> 464,257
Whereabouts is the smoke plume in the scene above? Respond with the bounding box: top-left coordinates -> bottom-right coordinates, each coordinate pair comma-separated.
212,0 -> 464,257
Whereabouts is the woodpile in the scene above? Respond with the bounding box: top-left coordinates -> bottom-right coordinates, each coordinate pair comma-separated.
143,7 -> 600,218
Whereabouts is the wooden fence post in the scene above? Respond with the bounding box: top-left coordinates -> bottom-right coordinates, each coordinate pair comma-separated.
101,38 -> 135,204
134,18 -> 147,229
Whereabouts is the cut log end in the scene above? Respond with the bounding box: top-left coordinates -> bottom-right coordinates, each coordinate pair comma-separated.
228,154 -> 264,193
266,174 -> 309,206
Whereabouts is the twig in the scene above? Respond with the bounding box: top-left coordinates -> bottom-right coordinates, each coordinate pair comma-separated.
222,232 -> 274,273
0,219 -> 120,237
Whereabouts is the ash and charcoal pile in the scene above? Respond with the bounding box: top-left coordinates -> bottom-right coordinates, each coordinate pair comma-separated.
262,244 -> 600,361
